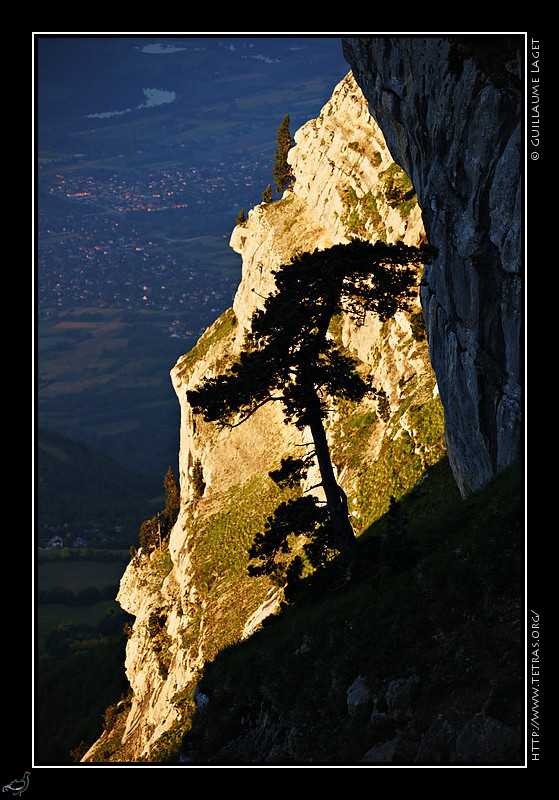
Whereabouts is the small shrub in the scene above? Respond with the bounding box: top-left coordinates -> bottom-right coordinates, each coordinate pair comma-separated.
191,459 -> 206,498
410,311 -> 426,341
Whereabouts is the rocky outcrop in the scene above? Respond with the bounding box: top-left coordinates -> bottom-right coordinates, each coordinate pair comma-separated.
342,36 -> 522,494
83,72 -> 442,762
174,72 -> 433,511
181,667 -> 522,764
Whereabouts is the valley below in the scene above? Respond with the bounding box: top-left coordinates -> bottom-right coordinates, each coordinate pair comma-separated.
32,35 -> 526,770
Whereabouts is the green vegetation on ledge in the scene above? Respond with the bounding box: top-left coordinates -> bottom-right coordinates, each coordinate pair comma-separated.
339,163 -> 418,241
173,308 -> 238,383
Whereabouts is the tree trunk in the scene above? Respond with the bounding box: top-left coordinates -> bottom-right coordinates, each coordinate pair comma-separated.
306,405 -> 356,559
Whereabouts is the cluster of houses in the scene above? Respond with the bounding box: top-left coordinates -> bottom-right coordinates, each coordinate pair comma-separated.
41,520 -> 110,550
44,534 -> 90,550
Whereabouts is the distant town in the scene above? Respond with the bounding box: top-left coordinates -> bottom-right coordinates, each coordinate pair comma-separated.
40,156 -> 265,216
37,156 -> 270,328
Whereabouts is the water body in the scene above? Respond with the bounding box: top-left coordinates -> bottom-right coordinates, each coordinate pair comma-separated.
84,39 -> 184,118
136,43 -> 186,54
86,86 -> 176,118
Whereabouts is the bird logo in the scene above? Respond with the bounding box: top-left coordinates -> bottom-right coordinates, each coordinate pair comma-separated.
2,773 -> 30,797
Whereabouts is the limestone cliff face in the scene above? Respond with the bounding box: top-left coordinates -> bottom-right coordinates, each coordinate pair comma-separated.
173,72 -> 430,511
83,72 -> 442,763
342,36 -> 522,495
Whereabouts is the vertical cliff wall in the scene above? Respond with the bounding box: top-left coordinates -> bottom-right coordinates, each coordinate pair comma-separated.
83,72 -> 445,762
342,36 -> 522,495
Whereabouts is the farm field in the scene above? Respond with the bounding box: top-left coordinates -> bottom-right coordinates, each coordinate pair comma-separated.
38,555 -> 129,592
37,309 -> 191,476
37,553 -> 130,653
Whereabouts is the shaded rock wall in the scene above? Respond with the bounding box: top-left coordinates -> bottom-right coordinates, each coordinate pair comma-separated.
342,36 -> 522,494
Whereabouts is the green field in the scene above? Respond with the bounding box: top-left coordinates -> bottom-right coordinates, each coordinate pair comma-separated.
38,308 -> 188,399
36,552 -> 131,652
38,308 -> 190,476
38,556 -> 128,593
37,601 -> 118,654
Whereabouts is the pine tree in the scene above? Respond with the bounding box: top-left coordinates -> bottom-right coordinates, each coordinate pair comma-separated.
191,459 -> 206,498
138,467 -> 180,554
273,114 -> 293,194
187,240 -> 436,583
163,467 -> 180,529
139,518 -> 158,554
262,184 -> 273,204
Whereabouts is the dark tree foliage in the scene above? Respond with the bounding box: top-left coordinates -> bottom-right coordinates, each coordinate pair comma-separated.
273,113 -> 294,194
139,516 -> 160,554
164,466 -> 180,526
262,184 -> 273,204
187,240 -> 436,585
191,458 -> 206,498
269,454 -> 315,488
139,467 -> 180,554
248,494 -> 335,586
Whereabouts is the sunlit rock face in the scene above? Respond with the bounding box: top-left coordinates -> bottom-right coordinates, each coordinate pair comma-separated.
231,72 -> 424,333
83,72 -> 440,762
343,36 -> 522,494
180,71 -> 429,509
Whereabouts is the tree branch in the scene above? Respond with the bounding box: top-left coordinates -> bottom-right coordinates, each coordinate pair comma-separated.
217,395 -> 283,429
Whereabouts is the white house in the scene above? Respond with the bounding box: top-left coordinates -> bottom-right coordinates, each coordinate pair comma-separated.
47,535 -> 63,549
